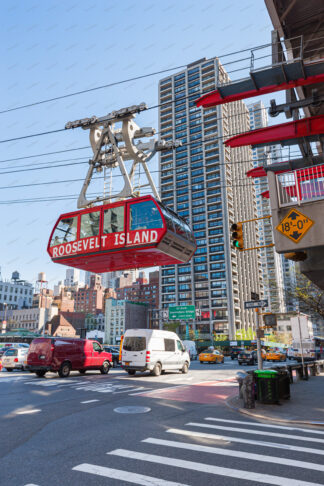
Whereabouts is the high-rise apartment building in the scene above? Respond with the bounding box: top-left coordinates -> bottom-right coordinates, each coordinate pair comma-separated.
247,100 -> 294,314
158,58 -> 262,340
64,268 -> 80,288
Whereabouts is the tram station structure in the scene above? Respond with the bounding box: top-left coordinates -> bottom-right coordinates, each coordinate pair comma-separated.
197,0 -> 324,290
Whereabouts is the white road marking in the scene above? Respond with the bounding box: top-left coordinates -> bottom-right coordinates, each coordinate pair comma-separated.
129,388 -> 154,396
205,417 -> 324,435
73,463 -> 189,485
16,409 -> 41,415
108,449 -> 322,486
167,428 -> 324,456
81,399 -> 99,404
143,437 -> 324,472
113,386 -> 141,394
187,422 -> 324,444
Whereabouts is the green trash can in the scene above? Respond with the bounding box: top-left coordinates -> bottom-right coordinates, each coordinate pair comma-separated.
254,369 -> 279,404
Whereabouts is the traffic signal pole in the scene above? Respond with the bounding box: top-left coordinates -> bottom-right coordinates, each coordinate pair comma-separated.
255,308 -> 263,370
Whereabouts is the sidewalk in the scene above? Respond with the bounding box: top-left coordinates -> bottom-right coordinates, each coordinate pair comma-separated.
227,372 -> 324,426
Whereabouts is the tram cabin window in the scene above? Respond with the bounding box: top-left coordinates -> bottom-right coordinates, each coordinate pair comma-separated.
159,205 -> 175,231
80,211 -> 100,239
103,206 -> 124,233
130,201 -> 164,230
51,217 -> 78,246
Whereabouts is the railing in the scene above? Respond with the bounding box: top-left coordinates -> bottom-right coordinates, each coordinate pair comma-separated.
276,164 -> 324,207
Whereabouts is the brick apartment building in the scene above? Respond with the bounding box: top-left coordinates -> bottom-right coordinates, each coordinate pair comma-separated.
74,275 -> 103,314
116,271 -> 159,309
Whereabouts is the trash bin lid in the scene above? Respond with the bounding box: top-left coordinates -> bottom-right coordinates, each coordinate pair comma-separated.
254,369 -> 278,378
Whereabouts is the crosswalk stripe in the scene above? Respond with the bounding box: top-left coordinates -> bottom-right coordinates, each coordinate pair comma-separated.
142,437 -> 324,472
81,399 -> 99,404
108,449 -> 323,486
166,428 -> 324,456
129,388 -> 155,396
73,463 -> 189,485
204,417 -> 324,435
186,422 -> 324,444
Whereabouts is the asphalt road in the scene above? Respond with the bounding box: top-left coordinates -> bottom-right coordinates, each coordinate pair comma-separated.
1,358 -> 323,486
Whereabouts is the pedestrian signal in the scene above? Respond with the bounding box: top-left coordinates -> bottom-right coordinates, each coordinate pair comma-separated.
231,222 -> 244,249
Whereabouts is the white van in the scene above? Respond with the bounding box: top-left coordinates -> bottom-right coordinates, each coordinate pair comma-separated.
122,329 -> 190,376
182,340 -> 198,360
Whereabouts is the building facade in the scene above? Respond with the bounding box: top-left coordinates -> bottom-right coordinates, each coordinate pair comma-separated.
0,306 -> 58,333
0,272 -> 33,310
74,274 -> 103,313
116,271 -> 159,309
105,298 -> 148,344
158,57 -> 262,340
64,268 -> 80,288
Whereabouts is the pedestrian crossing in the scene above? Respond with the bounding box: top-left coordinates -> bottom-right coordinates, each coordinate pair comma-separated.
72,416 -> 324,485
0,374 -> 156,395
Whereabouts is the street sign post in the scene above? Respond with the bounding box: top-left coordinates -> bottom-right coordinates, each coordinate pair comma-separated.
244,299 -> 268,309
168,305 -> 196,320
244,299 -> 268,371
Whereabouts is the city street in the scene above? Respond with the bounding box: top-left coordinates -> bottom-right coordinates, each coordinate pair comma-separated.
2,358 -> 324,486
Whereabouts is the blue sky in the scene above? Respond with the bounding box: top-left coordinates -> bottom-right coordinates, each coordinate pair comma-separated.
0,0 -> 286,286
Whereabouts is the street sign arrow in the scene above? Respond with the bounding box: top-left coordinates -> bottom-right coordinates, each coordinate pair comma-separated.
244,299 -> 268,309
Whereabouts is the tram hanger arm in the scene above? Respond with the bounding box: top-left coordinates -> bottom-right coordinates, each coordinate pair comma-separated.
65,103 -> 148,130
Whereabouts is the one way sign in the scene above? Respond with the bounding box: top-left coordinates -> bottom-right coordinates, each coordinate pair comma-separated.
244,299 -> 268,309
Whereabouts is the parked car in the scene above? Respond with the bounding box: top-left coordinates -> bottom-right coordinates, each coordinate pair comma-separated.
103,345 -> 120,367
287,347 -> 295,360
0,347 -> 9,371
27,337 -> 112,378
265,348 -> 286,362
1,347 -> 29,371
121,329 -> 190,376
199,349 -> 224,364
230,348 -> 245,360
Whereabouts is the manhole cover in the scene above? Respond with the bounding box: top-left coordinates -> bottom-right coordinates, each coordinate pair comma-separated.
114,406 -> 151,414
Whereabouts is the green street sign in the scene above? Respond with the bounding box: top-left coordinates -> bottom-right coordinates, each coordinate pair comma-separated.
168,305 -> 196,320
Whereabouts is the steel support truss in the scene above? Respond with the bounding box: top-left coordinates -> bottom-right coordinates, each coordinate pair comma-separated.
65,103 -> 180,208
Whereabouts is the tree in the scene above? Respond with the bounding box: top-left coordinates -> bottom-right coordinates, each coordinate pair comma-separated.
267,270 -> 324,319
293,272 -> 324,319
163,320 -> 180,333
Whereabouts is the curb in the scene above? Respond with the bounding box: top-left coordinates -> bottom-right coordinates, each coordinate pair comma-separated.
226,395 -> 324,427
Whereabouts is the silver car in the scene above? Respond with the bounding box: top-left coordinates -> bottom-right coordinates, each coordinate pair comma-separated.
1,347 -> 29,371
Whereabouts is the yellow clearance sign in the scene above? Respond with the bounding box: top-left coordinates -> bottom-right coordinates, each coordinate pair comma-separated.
276,209 -> 314,243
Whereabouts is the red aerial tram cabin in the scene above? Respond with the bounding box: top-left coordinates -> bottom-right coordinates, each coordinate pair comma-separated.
47,195 -> 197,272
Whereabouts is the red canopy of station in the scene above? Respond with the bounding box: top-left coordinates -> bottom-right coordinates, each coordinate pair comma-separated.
225,114 -> 324,148
246,166 -> 289,178
195,60 -> 324,108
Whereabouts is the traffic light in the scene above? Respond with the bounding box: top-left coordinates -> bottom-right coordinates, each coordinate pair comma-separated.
231,222 -> 244,249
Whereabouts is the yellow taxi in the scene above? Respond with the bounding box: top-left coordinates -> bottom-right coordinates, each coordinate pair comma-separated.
199,349 -> 224,364
265,348 -> 286,362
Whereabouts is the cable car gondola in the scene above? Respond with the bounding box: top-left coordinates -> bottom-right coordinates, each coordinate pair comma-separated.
47,195 -> 196,272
